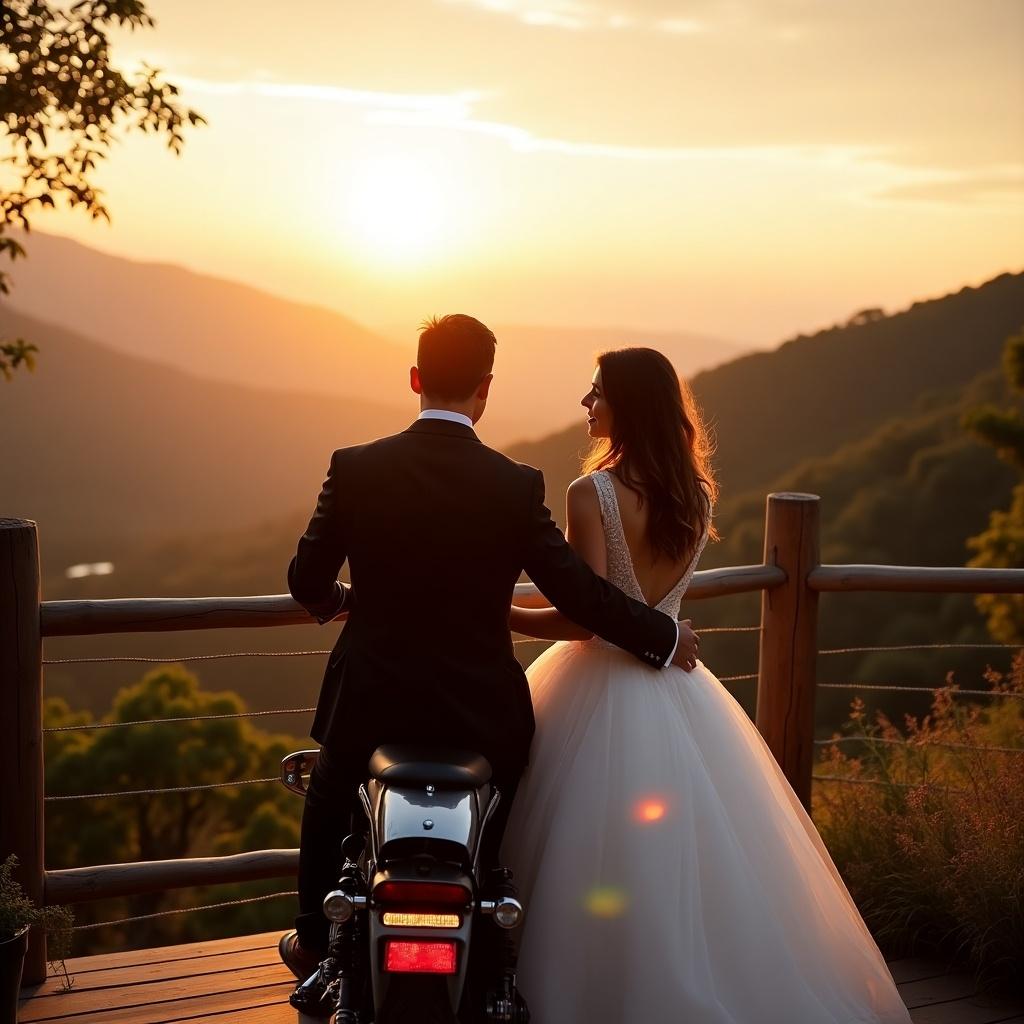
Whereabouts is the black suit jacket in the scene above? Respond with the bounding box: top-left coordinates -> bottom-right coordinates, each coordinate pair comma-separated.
288,417 -> 678,779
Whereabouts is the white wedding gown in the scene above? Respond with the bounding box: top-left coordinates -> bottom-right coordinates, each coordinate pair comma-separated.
501,470 -> 911,1024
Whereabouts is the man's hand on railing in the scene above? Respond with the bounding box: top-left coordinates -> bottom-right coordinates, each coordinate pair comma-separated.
671,618 -> 699,672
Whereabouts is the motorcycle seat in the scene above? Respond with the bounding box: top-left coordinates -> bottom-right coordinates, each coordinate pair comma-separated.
369,745 -> 493,791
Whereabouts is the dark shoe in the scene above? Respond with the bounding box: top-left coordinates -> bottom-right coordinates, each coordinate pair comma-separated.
278,929 -> 324,981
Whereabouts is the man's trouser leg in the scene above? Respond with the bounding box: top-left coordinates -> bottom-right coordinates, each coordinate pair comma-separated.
295,744 -> 362,955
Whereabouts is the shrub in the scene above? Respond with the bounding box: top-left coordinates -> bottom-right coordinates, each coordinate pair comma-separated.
813,656 -> 1024,990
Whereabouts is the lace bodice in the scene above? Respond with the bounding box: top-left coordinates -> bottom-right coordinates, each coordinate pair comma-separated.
590,470 -> 710,621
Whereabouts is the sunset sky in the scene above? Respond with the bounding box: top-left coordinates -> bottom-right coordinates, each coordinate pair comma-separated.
34,0 -> 1024,346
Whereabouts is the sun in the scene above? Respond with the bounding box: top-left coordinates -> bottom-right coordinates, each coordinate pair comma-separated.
343,156 -> 451,266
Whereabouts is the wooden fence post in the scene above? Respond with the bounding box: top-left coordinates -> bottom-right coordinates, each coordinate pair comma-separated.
0,519 -> 46,983
755,494 -> 821,810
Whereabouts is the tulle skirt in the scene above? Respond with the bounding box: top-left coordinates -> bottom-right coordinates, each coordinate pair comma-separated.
500,640 -> 912,1024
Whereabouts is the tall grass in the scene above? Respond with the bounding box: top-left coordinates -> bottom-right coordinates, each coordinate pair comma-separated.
813,656 -> 1024,990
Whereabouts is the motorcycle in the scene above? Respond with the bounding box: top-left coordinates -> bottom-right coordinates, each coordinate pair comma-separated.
281,745 -> 531,1023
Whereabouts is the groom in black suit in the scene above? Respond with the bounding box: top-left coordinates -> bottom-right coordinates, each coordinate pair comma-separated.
282,314 -> 697,972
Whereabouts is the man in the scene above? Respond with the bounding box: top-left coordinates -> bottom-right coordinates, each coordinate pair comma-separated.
281,314 -> 698,981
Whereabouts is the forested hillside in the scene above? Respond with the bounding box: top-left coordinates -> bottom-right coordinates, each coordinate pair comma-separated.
0,306 -> 407,557
34,275 -> 1023,737
509,272 -> 1024,501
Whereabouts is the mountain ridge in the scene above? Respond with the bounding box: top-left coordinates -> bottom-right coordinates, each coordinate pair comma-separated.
7,232 -> 748,442
506,270 -> 1024,504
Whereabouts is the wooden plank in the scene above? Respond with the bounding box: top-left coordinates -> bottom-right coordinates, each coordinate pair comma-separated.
809,564 -> 1024,593
41,567 -> 786,639
901,974 -> 979,1008
891,958 -> 958,984
40,595 -> 315,637
30,984 -> 294,1024
909,998 -> 1024,1024
755,492 -> 821,808
25,946 -> 282,998
60,931 -> 281,974
0,520 -> 47,983
217,1005 -> 298,1024
46,850 -> 298,904
18,963 -> 292,1021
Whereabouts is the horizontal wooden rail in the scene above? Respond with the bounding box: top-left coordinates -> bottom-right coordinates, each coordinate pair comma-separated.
41,595 -> 315,638
45,849 -> 299,905
809,564 -> 1024,593
32,541 -> 1024,912
514,564 -> 786,608
40,566 -> 789,637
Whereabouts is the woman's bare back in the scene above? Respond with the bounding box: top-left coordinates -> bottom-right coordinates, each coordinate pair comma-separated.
606,471 -> 696,608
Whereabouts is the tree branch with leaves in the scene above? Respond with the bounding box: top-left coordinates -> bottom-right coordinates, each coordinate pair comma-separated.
0,0 -> 204,378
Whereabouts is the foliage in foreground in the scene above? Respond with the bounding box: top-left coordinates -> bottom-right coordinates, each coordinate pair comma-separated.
814,657 -> 1024,990
0,854 -> 73,988
1,0 -> 203,377
44,666 -> 304,954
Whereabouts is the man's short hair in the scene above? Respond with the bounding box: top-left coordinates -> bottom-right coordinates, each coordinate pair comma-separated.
417,314 -> 496,401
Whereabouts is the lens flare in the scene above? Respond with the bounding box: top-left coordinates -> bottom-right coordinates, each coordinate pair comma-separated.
633,796 -> 669,824
584,886 -> 627,919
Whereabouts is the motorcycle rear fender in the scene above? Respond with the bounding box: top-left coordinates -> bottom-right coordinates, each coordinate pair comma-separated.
362,777 -> 499,875
368,861 -> 476,1015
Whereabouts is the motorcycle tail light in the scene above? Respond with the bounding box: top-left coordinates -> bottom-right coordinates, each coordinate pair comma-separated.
374,880 -> 470,906
384,939 -> 458,974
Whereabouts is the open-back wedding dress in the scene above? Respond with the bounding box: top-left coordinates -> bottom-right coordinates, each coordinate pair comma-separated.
501,470 -> 911,1024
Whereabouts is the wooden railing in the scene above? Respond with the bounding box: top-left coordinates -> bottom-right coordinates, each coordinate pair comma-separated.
4,493 -> 1024,983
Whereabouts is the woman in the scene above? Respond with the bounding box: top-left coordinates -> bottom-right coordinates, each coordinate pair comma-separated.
503,348 -> 910,1024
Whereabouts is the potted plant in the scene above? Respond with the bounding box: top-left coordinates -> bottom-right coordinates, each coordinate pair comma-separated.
1,855 -> 73,1022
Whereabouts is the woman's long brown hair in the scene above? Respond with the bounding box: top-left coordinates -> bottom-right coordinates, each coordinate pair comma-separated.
582,347 -> 719,564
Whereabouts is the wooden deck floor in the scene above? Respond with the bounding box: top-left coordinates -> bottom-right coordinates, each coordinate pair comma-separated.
18,930 -> 1024,1023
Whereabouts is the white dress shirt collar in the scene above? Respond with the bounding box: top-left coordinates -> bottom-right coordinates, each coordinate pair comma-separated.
417,409 -> 474,430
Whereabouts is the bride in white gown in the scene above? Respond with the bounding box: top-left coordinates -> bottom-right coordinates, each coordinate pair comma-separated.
503,348 -> 911,1024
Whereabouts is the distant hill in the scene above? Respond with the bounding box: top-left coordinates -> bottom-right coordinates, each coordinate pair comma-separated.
0,306 -> 409,558
7,233 -> 745,441
506,272 -> 1024,509
7,231 -> 410,400
29,274 -> 1023,730
709,366 -> 1019,725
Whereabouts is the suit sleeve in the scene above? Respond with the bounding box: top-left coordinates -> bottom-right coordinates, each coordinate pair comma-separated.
520,468 -> 677,669
288,450 -> 350,624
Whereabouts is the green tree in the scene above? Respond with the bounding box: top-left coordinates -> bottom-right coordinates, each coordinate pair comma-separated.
964,328 -> 1024,642
45,666 -> 300,868
45,667 -> 304,952
1,0 -> 203,378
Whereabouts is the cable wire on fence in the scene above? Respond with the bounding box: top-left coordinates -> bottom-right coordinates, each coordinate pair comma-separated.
694,626 -> 761,634
43,625 -> 763,667
811,775 -> 964,791
70,890 -> 298,931
44,707 -> 316,733
43,651 -> 332,666
813,736 -> 1024,755
46,777 -> 280,802
818,642 -> 1023,655
818,683 -> 1024,699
